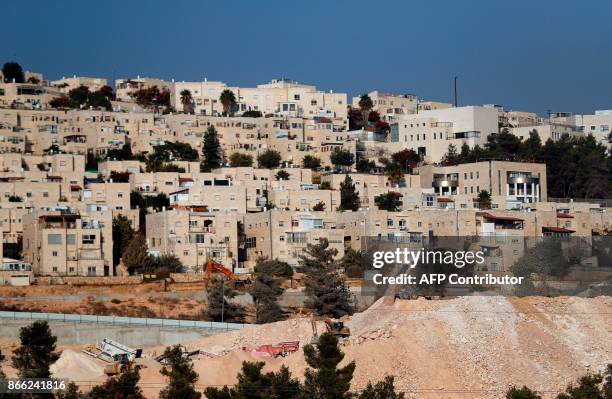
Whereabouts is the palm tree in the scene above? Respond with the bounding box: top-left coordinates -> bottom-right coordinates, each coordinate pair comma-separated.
180,89 -> 193,113
219,89 -> 236,116
358,94 -> 374,128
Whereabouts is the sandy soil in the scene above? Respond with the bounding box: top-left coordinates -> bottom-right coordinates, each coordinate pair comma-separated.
1,296 -> 610,398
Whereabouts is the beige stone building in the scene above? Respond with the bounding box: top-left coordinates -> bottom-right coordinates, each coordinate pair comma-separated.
352,91 -> 418,119
171,78 -> 347,120
146,208 -> 239,269
241,210 -> 345,268
388,106 -> 499,163
22,209 -> 113,276
418,161 -> 547,210
115,77 -> 173,102
50,76 -> 108,93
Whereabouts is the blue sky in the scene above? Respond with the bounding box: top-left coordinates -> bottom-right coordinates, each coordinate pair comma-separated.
1,0 -> 611,115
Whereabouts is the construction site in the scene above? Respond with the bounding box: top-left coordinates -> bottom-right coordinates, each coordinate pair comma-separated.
0,294 -> 610,398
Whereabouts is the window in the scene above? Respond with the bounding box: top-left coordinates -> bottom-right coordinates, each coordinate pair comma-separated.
48,234 -> 62,244
195,234 -> 205,243
52,251 -> 58,257
245,237 -> 257,248
67,234 -> 76,245
87,266 -> 96,275
387,219 -> 394,227
82,234 -> 95,244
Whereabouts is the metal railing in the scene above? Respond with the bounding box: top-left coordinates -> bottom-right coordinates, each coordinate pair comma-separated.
0,310 -> 253,331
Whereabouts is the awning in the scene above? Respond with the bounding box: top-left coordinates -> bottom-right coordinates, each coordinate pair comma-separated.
70,185 -> 82,191
480,212 -> 524,222
542,226 -> 575,234
556,213 -> 574,219
437,197 -> 454,203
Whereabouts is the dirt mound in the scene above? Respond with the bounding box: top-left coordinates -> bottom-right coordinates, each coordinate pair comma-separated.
175,296 -> 612,399
50,349 -> 107,383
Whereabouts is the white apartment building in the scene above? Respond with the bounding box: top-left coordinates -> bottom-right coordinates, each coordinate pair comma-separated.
389,106 -> 500,163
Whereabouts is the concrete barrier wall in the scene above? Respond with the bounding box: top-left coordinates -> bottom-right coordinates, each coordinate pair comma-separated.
0,319 -> 213,347
34,275 -> 144,286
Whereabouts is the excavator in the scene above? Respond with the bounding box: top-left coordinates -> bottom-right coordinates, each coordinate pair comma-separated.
206,259 -> 252,289
310,315 -> 351,344
103,353 -> 136,376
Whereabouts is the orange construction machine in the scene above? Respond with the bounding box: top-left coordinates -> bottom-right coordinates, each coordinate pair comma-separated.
206,259 -> 252,288
206,259 -> 236,281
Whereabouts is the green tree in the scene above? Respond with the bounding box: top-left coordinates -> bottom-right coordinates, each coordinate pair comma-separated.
356,158 -> 376,173
520,130 -> 542,161
302,332 -> 355,399
229,152 -> 254,167
2,61 -> 25,83
112,215 -> 135,267
556,370 -> 606,399
106,143 -> 134,161
312,201 -> 326,211
358,94 -> 374,127
90,367 -> 144,399
300,238 -> 353,318
159,345 -> 201,399
375,192 -> 402,212
330,149 -> 354,170
341,248 -> 363,278
151,254 -> 183,274
359,376 -> 405,399
146,141 -> 198,172
257,150 -> 282,169
339,174 -> 360,211
275,170 -> 290,180
205,279 -> 244,323
251,259 -> 293,324
121,234 -> 152,274
49,96 -> 72,109
180,89 -> 193,113
56,382 -> 82,399
476,190 -> 492,210
11,321 -> 60,378
505,386 -> 542,399
201,125 -> 223,172
383,160 -> 404,187
441,144 -> 460,166
203,361 -> 301,399
220,89 -> 237,116
242,110 -> 263,118
302,155 -> 322,170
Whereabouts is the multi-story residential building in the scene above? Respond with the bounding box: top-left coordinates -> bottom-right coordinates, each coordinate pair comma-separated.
22,208 -> 113,276
50,76 -> 108,93
352,91 -> 418,120
241,210 -> 345,268
388,106 -> 499,163
417,101 -> 453,112
418,161 -> 547,210
115,77 -> 173,102
171,78 -> 347,120
510,123 -> 581,142
550,110 -> 612,146
146,208 -> 239,269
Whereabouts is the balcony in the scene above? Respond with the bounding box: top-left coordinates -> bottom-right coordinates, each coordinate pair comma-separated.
507,175 -> 539,185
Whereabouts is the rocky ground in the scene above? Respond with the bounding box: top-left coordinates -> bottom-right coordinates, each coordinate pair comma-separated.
2,296 -> 610,398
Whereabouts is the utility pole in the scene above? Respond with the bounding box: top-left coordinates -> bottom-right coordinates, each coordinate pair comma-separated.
220,276 -> 226,323
454,76 -> 458,107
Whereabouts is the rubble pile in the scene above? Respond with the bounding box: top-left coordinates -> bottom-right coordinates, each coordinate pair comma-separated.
39,296 -> 612,399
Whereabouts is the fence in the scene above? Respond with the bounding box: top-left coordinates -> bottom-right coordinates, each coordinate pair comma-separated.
0,310 -> 253,332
